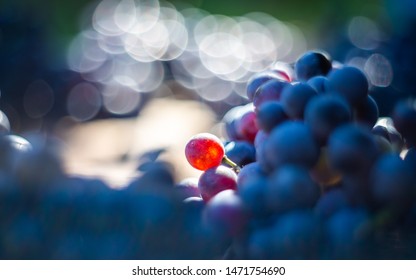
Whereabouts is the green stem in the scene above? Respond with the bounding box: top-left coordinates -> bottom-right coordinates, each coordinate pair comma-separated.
222,155 -> 241,174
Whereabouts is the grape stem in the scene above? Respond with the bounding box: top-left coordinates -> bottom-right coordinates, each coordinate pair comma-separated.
222,155 -> 241,174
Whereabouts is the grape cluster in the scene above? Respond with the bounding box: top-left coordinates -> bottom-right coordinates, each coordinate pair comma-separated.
184,50 -> 416,259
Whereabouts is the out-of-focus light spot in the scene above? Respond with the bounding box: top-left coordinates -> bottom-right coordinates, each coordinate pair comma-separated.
93,0 -> 125,36
67,83 -> 102,121
233,81 -> 249,98
23,80 -> 54,119
68,0 -> 308,104
67,32 -> 107,73
195,76 -> 233,102
346,56 -> 367,71
199,32 -> 246,76
0,110 -> 11,133
348,16 -> 380,50
364,54 -> 393,87
114,0 -> 137,32
102,85 -> 141,115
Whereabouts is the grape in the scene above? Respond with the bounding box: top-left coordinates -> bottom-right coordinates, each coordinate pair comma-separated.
280,82 -> 318,119
246,71 -> 287,101
265,165 -> 320,214
304,95 -> 352,145
256,101 -> 288,133
198,165 -> 238,201
327,124 -> 379,175
236,162 -> 266,188
295,51 -> 332,82
270,210 -> 322,259
235,110 -> 258,143
370,154 -> 415,212
405,148 -> 416,167
203,190 -> 249,237
314,188 -> 349,220
310,148 -> 342,187
174,177 -> 201,200
325,207 -> 372,259
222,103 -> 254,141
327,66 -> 369,106
372,122 -> 404,152
238,173 -> 268,217
307,76 -> 328,93
247,227 -> 274,259
265,121 -> 320,170
254,129 -> 268,150
354,95 -> 379,128
224,141 -> 256,167
253,79 -> 288,109
0,111 -> 11,134
185,133 -> 225,171
392,101 -> 416,147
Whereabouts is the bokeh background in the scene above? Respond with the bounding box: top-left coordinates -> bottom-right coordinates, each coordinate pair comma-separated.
0,0 -> 414,187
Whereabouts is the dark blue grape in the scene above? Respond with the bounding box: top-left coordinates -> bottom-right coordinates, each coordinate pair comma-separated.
392,101 -> 416,147
236,161 -> 266,188
325,207 -> 372,259
371,154 -> 415,211
270,210 -> 322,259
253,79 -> 288,109
280,82 -> 317,119
327,66 -> 369,106
203,190 -> 249,238
307,75 -> 329,93
304,95 -> 352,145
372,122 -> 404,152
265,121 -> 320,170
265,165 -> 320,214
295,51 -> 332,81
354,95 -> 379,128
327,124 -> 379,175
314,188 -> 350,220
246,71 -> 287,101
238,173 -> 268,218
224,141 -> 256,167
256,101 -> 288,133
405,148 -> 416,168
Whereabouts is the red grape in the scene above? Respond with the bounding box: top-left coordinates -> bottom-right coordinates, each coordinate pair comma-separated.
198,165 -> 238,201
185,133 -> 225,171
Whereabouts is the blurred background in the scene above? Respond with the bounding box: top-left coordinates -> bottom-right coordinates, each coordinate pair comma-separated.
0,0 -> 414,187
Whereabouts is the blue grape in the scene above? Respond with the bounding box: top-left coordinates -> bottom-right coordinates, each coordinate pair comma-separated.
371,154 -> 415,211
295,51 -> 332,81
354,95 -> 379,128
253,79 -> 288,109
256,101 -> 288,133
304,95 -> 352,145
265,121 -> 320,170
307,75 -> 329,93
246,71 -> 287,101
325,207 -> 372,259
392,101 -> 416,147
280,82 -> 318,119
327,124 -> 379,175
265,165 -> 320,214
314,188 -> 350,220
327,66 -> 369,106
225,141 -> 256,167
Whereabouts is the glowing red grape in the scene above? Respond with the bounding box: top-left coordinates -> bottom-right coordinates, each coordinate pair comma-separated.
185,133 -> 225,171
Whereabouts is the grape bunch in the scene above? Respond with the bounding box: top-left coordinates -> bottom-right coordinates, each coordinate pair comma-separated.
183,50 -> 416,259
